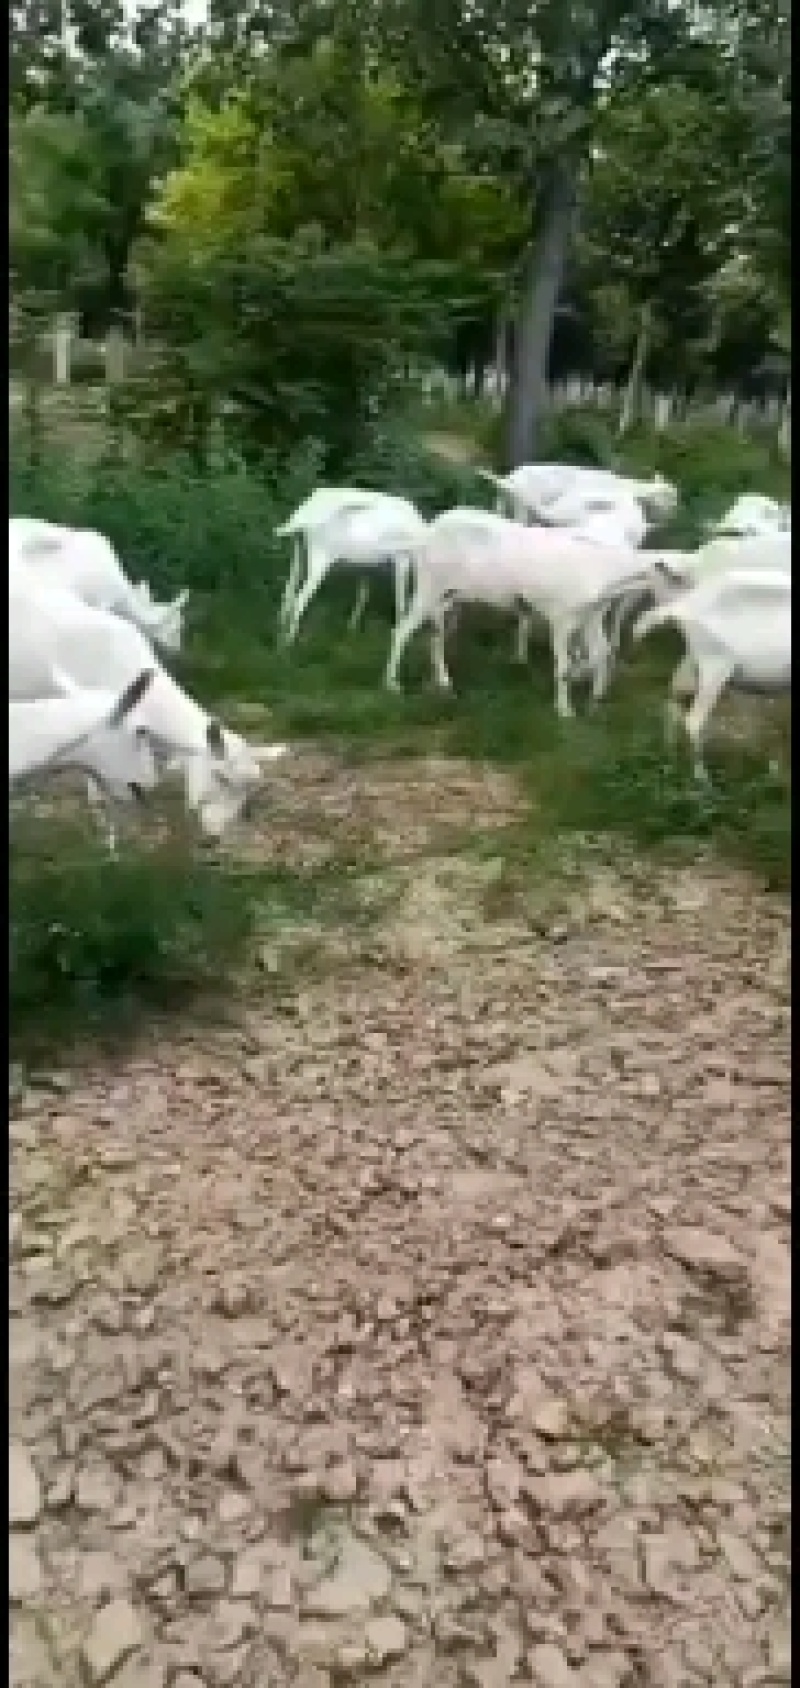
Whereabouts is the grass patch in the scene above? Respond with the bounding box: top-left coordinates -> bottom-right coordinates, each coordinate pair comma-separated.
191,596 -> 790,894
9,811 -> 377,1069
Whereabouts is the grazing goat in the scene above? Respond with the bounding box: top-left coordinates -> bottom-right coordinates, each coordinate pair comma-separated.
633,568 -> 792,781
10,518 -> 189,653
9,576 -> 279,848
9,669 -> 156,789
383,509 -> 663,715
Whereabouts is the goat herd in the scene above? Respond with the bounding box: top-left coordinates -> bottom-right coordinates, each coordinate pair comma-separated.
8,469 -> 792,856
277,471 -> 791,780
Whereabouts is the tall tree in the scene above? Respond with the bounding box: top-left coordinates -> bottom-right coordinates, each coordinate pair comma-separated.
382,0 -> 788,462
10,0 -> 195,324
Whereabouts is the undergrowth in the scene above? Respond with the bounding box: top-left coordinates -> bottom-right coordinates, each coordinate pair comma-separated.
9,403 -> 791,1063
9,809 -> 375,1067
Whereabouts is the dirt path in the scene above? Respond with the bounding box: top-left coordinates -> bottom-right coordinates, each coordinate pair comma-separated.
10,755 -> 791,1688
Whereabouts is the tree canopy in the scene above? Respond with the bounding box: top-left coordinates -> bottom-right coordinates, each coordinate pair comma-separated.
10,0 -> 791,465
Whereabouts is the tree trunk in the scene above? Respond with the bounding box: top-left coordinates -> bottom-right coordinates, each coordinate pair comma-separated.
493,311 -> 508,393
506,162 -> 578,469
618,304 -> 652,437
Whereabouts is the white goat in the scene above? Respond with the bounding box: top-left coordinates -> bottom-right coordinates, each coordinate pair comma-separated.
9,518 -> 189,653
10,576 -> 282,847
9,668 -> 156,789
709,493 -> 791,540
632,568 -> 791,781
512,499 -> 651,666
384,509 -> 663,715
277,489 -> 423,643
276,487 -> 377,636
651,533 -> 792,598
478,464 -> 678,525
275,492 -> 411,644
478,474 -> 665,670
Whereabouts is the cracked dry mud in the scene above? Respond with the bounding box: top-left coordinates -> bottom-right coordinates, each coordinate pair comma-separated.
10,751 -> 791,1688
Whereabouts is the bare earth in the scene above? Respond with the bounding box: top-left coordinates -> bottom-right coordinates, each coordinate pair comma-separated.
10,753 -> 791,1688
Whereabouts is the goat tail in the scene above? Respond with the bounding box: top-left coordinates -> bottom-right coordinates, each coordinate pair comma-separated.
631,601 -> 672,644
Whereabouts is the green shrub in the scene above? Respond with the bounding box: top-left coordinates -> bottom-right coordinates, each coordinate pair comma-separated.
349,417 -> 495,515
537,408 -> 621,468
9,817 -> 257,1062
524,713 -> 791,893
607,419 -> 791,541
8,806 -> 371,1066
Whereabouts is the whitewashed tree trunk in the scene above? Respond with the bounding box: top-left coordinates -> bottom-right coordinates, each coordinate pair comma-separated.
618,306 -> 651,437
104,326 -> 125,385
779,388 -> 791,458
54,315 -> 74,386
654,394 -> 672,433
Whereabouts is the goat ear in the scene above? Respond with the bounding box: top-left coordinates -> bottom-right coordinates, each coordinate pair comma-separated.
110,668 -> 156,727
206,718 -> 225,757
655,556 -> 685,587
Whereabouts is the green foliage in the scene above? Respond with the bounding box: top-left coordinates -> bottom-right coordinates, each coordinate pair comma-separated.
135,233 -> 486,470
575,49 -> 791,386
537,410 -> 621,470
154,68 -> 523,265
9,802 -> 376,1065
350,416 -> 496,514
516,687 -> 791,894
451,399 -> 625,475
10,818 -> 257,1062
11,2 -> 189,323
9,0 -> 791,444
579,81 -> 737,382
10,107 -> 109,303
134,59 -> 517,469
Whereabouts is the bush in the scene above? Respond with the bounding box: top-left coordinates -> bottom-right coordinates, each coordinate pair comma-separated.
9,816 -> 258,1063
349,416 -> 495,516
605,419 -> 791,542
522,711 -> 791,894
8,804 -> 369,1067
139,236 -> 487,472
